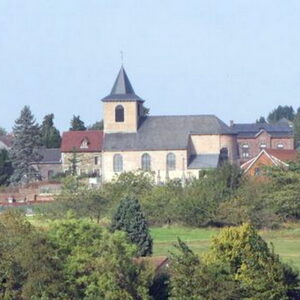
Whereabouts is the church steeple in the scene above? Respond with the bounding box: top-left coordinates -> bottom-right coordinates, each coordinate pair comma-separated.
102,66 -> 144,102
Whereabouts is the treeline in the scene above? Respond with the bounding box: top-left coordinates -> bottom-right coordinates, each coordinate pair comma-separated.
47,158 -> 300,230
0,211 -> 298,299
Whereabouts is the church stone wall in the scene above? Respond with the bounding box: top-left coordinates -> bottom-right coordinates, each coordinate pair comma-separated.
103,102 -> 138,133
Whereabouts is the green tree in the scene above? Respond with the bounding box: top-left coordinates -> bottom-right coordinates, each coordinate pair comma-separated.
111,196 -> 153,257
70,115 -> 86,131
293,110 -> 300,143
256,116 -> 266,123
49,218 -> 152,299
169,239 -> 237,300
0,149 -> 13,186
205,223 -> 298,299
0,126 -> 7,135
68,148 -> 80,176
40,113 -> 61,148
88,120 -> 103,130
10,106 -> 42,184
267,105 -> 295,123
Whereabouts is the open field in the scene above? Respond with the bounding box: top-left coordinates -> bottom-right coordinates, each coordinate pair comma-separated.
151,225 -> 300,270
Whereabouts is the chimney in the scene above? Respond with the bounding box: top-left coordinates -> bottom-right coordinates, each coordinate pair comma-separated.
230,120 -> 234,127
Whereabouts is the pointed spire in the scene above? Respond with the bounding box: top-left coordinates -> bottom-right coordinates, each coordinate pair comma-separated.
110,66 -> 135,95
102,66 -> 144,102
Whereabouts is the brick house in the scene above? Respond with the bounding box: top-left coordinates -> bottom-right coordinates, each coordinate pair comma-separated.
61,130 -> 103,177
241,149 -> 298,176
231,122 -> 294,163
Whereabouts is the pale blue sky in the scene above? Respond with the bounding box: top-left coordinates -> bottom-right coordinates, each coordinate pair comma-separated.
1,0 -> 300,132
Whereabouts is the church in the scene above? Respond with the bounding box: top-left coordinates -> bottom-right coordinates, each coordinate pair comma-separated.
100,66 -> 239,182
59,66 -> 294,183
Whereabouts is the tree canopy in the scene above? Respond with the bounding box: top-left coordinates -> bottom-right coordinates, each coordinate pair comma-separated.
70,115 -> 86,131
40,113 -> 61,148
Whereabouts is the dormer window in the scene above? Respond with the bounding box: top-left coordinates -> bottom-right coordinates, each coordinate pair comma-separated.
80,138 -> 89,149
115,105 -> 124,122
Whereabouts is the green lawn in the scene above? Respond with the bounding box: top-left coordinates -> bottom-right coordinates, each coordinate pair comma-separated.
151,225 -> 300,270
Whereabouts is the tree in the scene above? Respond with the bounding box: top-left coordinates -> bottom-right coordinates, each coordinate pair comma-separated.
293,111 -> 300,143
111,196 -> 153,257
0,149 -> 13,186
169,239 -> 237,300
10,106 -> 42,184
205,223 -> 298,299
256,116 -> 266,123
68,148 -> 80,176
70,115 -> 86,131
88,120 -> 103,130
48,218 -> 153,299
40,114 -> 61,148
267,105 -> 295,123
0,126 -> 7,135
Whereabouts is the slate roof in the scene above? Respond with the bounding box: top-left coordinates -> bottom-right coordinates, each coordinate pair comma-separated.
232,123 -> 293,138
188,154 -> 220,169
102,66 -> 144,102
61,130 -> 103,152
104,115 -> 235,151
37,148 -> 61,164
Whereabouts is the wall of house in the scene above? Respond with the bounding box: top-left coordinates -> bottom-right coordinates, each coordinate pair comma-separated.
238,133 -> 294,163
102,150 -> 199,182
36,163 -> 62,181
62,152 -> 102,175
245,153 -> 274,176
103,102 -> 138,133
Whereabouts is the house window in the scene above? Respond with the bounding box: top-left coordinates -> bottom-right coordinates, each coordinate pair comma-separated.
94,156 -> 99,165
80,138 -> 89,149
277,143 -> 284,149
242,144 -> 249,158
115,105 -> 124,122
113,154 -> 123,172
166,153 -> 176,170
141,153 -> 151,171
48,170 -> 54,179
260,143 -> 267,149
254,167 -> 261,176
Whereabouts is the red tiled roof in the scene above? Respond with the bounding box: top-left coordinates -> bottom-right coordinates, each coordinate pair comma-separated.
61,130 -> 103,152
265,149 -> 298,162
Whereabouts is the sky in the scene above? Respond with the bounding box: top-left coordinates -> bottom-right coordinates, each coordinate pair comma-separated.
1,0 -> 300,132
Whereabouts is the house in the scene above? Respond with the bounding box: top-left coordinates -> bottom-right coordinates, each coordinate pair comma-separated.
34,148 -> 62,181
101,66 -> 239,182
231,122 -> 294,163
61,130 -> 103,177
0,135 -> 13,150
241,149 -> 298,176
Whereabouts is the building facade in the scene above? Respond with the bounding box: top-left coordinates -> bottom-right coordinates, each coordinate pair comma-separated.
101,66 -> 239,182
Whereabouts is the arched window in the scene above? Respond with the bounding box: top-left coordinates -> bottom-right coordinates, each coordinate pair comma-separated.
115,105 -> 124,122
141,153 -> 151,171
113,154 -> 123,172
166,153 -> 176,170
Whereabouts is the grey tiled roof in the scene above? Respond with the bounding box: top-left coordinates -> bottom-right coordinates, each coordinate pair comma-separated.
38,148 -> 61,164
232,123 -> 293,138
104,115 -> 235,151
188,154 -> 220,169
102,66 -> 144,102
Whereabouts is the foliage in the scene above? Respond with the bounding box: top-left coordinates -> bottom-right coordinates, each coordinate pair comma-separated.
70,115 -> 86,131
10,106 -> 42,184
256,116 -> 266,123
111,196 -> 153,257
40,113 -> 61,148
293,111 -> 300,143
49,218 -> 153,299
205,223 -> 299,299
68,148 -> 80,175
169,239 -> 237,300
267,105 -> 295,123
88,120 -> 103,130
0,149 -> 13,186
0,126 -> 7,135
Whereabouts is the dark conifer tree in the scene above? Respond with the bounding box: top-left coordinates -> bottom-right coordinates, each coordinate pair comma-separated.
110,196 -> 153,257
70,115 -> 86,131
10,106 -> 42,184
40,114 -> 61,148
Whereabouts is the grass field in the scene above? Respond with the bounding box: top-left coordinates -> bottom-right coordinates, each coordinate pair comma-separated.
151,225 -> 300,270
